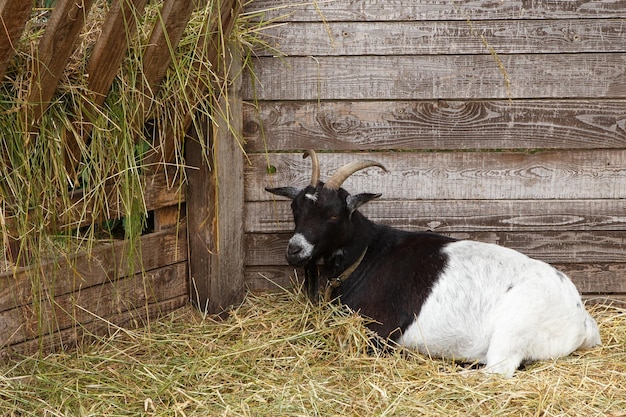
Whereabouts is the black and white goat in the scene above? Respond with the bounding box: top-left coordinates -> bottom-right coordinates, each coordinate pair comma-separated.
266,150 -> 601,377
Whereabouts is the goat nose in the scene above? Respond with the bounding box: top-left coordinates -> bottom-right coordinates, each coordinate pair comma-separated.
286,233 -> 314,266
287,243 -> 302,257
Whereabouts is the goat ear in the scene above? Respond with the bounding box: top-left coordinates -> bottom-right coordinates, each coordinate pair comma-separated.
346,193 -> 381,213
265,186 -> 301,200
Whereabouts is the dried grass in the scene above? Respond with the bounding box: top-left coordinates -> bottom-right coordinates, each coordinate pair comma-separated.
1,287 -> 624,416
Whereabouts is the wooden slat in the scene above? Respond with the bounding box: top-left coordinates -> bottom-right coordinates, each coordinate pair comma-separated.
243,264 -> 626,295
0,0 -> 33,79
184,0 -> 244,315
149,0 -> 241,166
242,54 -> 626,101
243,100 -> 626,151
0,295 -> 188,361
140,0 -> 197,94
246,0 -> 626,22
26,0 -> 96,123
245,230 -> 626,266
0,228 -> 187,313
246,150 -> 626,201
186,66 -> 245,314
0,262 -> 188,348
85,0 -> 149,102
246,199 -> 626,234
554,263 -> 626,294
63,0 -> 149,171
253,20 -> 626,57
2,171 -> 184,234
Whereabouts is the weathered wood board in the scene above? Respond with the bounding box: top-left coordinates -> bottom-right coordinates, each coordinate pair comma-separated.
246,200 -> 626,233
248,151 -> 626,201
0,228 -> 188,354
243,54 -> 626,101
242,0 -> 626,303
253,20 -> 626,56
243,100 -> 626,151
247,0 -> 626,21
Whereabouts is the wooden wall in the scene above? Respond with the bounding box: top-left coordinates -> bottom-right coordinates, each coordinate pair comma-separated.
0,172 -> 188,359
0,0 -> 242,358
241,0 -> 626,303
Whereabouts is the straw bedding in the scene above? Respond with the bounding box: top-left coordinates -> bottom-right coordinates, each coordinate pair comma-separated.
0,286 -> 625,416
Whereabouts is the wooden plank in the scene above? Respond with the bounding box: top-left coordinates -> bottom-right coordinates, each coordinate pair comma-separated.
184,0 -> 244,315
583,295 -> 626,308
153,205 -> 182,230
243,100 -> 626,151
186,48 -> 245,314
140,0 -> 197,93
244,264 -> 626,295
0,295 -> 188,361
63,0 -> 149,170
148,0 -> 241,167
26,0 -> 96,123
0,228 -> 187,313
209,59 -> 245,312
245,230 -> 626,266
0,262 -> 188,348
134,0 -> 197,179
554,263 -> 626,294
246,150 -> 626,201
254,20 -> 626,57
246,199 -> 626,234
0,0 -> 33,79
242,54 -> 626,101
246,0 -> 626,21
2,170 -> 184,234
185,119 -> 213,310
244,266 -> 297,293
85,0 -> 148,102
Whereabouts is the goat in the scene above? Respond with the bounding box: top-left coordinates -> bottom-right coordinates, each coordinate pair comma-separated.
266,150 -> 601,377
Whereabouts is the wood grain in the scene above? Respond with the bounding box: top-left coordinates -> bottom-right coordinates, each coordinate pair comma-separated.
246,199 -> 626,234
0,1 -> 33,79
0,262 -> 188,347
242,0 -> 626,303
253,20 -> 626,56
245,231 -> 626,266
0,228 -> 187,313
26,0 -> 96,123
185,40 -> 245,315
244,263 -> 626,295
85,0 -> 148,102
0,295 -> 188,360
2,170 -> 185,235
242,54 -> 626,100
246,0 -> 626,22
243,100 -> 626,151
246,150 -> 626,201
140,0 -> 196,94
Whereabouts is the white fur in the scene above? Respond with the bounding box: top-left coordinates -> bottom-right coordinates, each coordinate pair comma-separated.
287,233 -> 314,262
397,240 -> 601,377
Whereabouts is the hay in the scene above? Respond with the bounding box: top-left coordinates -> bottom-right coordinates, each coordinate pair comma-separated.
1,287 -> 625,416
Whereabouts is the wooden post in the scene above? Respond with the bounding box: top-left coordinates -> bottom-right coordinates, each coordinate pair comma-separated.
186,43 -> 244,315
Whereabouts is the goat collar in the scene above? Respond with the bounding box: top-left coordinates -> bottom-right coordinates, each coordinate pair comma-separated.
323,246 -> 368,303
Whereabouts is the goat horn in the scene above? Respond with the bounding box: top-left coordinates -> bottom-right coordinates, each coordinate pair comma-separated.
303,150 -> 320,187
324,160 -> 388,190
